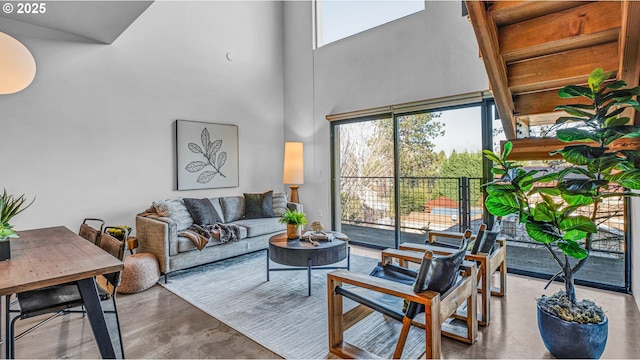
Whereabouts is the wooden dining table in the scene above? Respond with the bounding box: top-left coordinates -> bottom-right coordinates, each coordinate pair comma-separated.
0,226 -> 124,358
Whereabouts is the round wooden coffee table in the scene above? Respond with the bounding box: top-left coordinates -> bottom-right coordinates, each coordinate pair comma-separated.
267,232 -> 349,296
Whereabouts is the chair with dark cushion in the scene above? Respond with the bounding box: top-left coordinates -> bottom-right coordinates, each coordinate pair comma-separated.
327,232 -> 477,359
393,218 -> 507,326
6,229 -> 127,359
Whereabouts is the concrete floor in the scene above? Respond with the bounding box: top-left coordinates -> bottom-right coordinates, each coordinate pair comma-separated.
4,247 -> 640,358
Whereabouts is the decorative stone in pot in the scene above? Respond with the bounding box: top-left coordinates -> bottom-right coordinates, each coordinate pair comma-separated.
537,303 -> 608,359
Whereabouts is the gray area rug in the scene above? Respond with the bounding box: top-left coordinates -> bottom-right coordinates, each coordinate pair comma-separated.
160,250 -> 427,359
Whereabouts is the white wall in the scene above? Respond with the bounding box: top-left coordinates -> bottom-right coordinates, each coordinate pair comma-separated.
283,1 -> 488,225
1,1 -> 285,232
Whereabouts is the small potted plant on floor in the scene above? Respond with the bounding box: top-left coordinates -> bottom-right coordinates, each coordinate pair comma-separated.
0,189 -> 35,260
483,68 -> 640,359
279,208 -> 308,239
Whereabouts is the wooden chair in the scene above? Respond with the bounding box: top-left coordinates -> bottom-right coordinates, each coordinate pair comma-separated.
6,230 -> 127,359
388,222 -> 507,326
327,234 -> 477,359
78,218 -> 105,245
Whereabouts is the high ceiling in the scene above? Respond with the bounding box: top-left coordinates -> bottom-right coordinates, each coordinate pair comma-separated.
0,1 -> 153,44
466,1 -> 640,142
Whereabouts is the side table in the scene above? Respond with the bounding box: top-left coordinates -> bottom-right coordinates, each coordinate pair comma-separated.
267,232 -> 349,296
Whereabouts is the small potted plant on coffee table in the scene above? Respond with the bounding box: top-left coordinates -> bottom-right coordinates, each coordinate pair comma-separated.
279,208 -> 308,239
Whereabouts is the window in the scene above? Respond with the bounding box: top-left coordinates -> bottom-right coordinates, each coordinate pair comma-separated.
316,0 -> 425,47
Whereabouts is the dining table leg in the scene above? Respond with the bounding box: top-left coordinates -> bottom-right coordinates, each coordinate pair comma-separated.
76,278 -> 117,359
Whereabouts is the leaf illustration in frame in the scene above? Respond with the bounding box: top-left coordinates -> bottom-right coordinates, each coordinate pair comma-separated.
211,139 -> 223,155
218,152 -> 227,168
201,128 -> 210,153
197,171 -> 216,184
188,143 -> 203,154
185,161 -> 208,173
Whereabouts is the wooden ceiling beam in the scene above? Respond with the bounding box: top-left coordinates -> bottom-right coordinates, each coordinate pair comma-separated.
488,1 -> 585,27
465,0 -> 516,140
619,1 -> 640,125
508,41 -> 619,94
514,88 -> 591,118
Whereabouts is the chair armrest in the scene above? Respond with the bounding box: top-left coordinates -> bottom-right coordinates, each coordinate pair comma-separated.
427,230 -> 473,243
286,202 -> 303,213
136,215 -> 176,274
327,269 -> 439,305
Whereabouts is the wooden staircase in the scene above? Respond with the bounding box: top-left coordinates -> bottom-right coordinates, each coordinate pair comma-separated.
466,1 -> 640,158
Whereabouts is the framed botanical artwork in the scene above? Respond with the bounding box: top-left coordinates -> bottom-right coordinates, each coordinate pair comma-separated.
176,120 -> 239,190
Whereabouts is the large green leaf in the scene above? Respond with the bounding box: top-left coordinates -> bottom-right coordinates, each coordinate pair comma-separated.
588,68 -> 607,92
563,229 -> 587,241
533,202 -> 554,222
619,151 -> 640,167
559,216 -> 597,233
525,221 -> 561,244
486,183 -> 516,196
535,187 -> 562,196
604,116 -> 631,128
558,85 -> 593,99
588,155 -> 622,175
558,179 -> 606,194
607,170 -> 640,190
605,80 -> 627,90
558,240 -> 589,260
561,193 -> 594,206
555,105 -> 594,118
502,141 -> 512,162
557,128 -> 598,142
485,194 -> 520,217
482,149 -> 501,163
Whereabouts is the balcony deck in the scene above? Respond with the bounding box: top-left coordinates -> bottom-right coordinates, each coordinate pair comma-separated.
341,223 -> 626,289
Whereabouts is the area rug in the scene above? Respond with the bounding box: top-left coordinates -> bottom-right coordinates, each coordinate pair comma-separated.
160,250 -> 427,359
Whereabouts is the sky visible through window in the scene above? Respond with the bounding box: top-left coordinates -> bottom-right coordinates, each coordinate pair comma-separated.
319,0 -> 425,46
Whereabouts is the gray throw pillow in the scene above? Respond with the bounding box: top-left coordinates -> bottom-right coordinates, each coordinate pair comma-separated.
272,192 -> 287,216
152,198 -> 193,231
183,198 -> 223,225
244,191 -> 274,219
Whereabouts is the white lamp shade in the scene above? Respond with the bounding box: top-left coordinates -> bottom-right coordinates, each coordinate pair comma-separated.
0,32 -> 36,95
283,142 -> 304,184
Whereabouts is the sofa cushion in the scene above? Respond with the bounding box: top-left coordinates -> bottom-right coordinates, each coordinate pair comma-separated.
208,197 -> 226,223
272,192 -> 287,216
220,196 -> 245,222
183,198 -> 223,225
152,198 -> 193,231
244,191 -> 274,219
232,217 -> 285,238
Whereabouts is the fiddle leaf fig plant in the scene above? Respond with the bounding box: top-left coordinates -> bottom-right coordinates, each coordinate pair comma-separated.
483,68 -> 640,323
0,189 -> 35,240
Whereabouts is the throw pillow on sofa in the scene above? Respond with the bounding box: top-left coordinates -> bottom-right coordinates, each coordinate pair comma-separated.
272,192 -> 287,216
244,190 -> 275,219
152,198 -> 193,231
183,198 -> 223,225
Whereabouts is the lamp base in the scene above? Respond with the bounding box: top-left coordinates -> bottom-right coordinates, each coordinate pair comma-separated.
289,185 -> 300,204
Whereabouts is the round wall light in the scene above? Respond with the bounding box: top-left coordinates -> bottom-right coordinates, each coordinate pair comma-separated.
0,32 -> 36,94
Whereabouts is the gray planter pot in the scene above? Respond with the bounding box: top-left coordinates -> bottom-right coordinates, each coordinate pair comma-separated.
537,303 -> 608,359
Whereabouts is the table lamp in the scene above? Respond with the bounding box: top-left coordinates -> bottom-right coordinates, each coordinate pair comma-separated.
283,142 -> 304,203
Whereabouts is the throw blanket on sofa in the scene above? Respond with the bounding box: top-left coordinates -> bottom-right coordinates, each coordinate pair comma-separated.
179,223 -> 242,251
